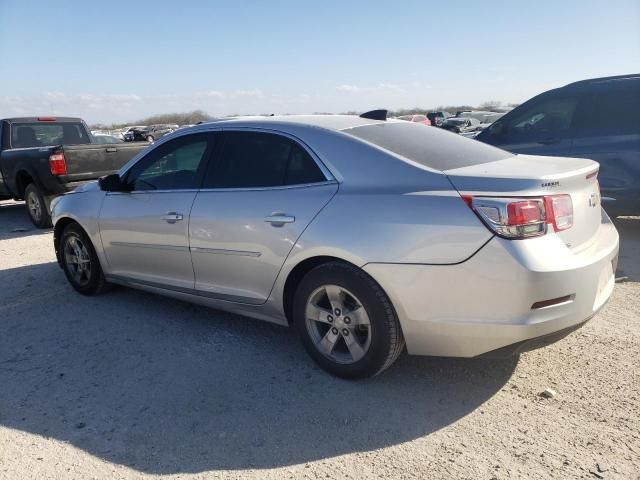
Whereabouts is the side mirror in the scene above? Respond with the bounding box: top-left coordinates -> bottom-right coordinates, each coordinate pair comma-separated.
99,173 -> 127,192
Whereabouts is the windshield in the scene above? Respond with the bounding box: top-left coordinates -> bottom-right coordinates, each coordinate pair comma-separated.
343,121 -> 511,170
10,122 -> 90,148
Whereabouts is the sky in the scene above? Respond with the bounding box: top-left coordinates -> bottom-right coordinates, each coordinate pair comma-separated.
0,0 -> 639,124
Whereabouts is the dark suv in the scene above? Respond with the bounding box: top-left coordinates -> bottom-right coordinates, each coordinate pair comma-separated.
476,74 -> 640,216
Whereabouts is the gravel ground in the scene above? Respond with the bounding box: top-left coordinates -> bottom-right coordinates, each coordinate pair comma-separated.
0,200 -> 638,480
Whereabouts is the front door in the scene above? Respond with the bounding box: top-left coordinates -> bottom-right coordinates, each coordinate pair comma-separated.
99,132 -> 216,289
189,130 -> 337,304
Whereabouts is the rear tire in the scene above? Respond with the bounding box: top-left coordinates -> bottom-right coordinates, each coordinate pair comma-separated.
60,223 -> 108,295
146,135 -> 154,142
293,262 -> 405,379
24,183 -> 52,228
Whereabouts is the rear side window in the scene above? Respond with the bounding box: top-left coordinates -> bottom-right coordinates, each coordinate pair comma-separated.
343,121 -> 511,171
571,84 -> 640,133
203,131 -> 326,188
10,122 -> 90,148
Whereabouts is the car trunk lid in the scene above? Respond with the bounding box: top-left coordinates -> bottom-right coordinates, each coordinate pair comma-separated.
444,154 -> 602,250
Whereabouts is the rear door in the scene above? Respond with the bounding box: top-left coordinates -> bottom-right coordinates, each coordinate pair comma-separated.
99,132 -> 216,289
189,129 -> 337,304
480,91 -> 576,156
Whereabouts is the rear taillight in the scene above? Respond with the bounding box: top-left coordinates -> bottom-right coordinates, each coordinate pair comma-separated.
49,151 -> 67,175
544,194 -> 573,232
463,194 -> 573,239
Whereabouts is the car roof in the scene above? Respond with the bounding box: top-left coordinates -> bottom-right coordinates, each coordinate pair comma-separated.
196,114 -> 390,132
2,116 -> 83,123
564,73 -> 640,88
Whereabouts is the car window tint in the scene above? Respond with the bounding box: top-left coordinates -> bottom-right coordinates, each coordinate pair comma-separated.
571,85 -> 640,133
285,141 -> 326,185
11,122 -> 90,148
500,94 -> 578,137
204,131 -> 325,188
344,121 -> 511,170
126,134 -> 210,191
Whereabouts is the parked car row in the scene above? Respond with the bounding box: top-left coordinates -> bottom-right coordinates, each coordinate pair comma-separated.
1,73 -> 635,379
123,124 -> 178,142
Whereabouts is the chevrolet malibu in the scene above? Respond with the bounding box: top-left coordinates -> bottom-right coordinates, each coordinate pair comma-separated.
51,112 -> 619,378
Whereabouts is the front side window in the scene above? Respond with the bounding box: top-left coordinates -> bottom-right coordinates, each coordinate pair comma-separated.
494,94 -> 578,138
125,133 -> 212,191
203,131 -> 326,188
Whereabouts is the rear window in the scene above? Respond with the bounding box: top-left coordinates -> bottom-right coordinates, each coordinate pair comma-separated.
11,122 -> 90,148
343,121 -> 511,171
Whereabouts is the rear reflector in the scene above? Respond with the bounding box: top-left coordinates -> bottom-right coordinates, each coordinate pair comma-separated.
37,116 -> 57,122
49,152 -> 67,175
531,294 -> 574,309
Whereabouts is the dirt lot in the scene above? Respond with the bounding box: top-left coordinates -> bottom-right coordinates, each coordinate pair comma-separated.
0,200 -> 638,480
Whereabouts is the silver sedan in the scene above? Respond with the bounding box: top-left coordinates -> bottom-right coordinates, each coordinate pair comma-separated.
51,113 -> 619,378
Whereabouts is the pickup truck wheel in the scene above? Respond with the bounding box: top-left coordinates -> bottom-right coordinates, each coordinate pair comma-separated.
24,183 -> 52,228
146,135 -> 154,142
60,223 -> 108,295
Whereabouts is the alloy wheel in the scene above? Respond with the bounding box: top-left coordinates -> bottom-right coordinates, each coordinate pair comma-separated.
305,284 -> 372,364
64,235 -> 92,287
27,191 -> 42,223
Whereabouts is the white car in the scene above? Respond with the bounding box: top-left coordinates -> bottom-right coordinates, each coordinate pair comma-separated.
51,112 -> 619,378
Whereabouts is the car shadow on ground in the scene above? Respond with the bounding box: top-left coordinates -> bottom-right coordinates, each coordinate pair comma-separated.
0,261 -> 518,474
0,201 -> 51,239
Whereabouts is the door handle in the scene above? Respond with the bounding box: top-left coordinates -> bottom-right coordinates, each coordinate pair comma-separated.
162,212 -> 184,224
106,147 -> 117,153
264,213 -> 295,226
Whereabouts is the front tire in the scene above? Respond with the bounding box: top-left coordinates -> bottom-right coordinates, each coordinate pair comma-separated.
24,183 -> 52,228
60,223 -> 108,295
293,262 -> 405,379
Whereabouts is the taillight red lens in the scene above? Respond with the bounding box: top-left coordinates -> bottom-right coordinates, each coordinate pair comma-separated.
544,194 -> 573,232
49,152 -> 67,175
464,194 -> 573,239
507,201 -> 544,225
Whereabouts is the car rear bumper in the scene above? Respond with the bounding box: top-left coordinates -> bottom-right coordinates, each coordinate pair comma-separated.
363,213 -> 619,357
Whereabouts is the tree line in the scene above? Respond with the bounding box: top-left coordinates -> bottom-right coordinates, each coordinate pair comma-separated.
90,102 -> 519,129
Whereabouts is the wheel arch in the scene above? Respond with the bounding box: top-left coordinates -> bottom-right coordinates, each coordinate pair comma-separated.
15,169 -> 35,197
281,255 -> 394,327
53,217 -> 83,266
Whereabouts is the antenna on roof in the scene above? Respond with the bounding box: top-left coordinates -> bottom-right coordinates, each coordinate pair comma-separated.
359,109 -> 388,121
